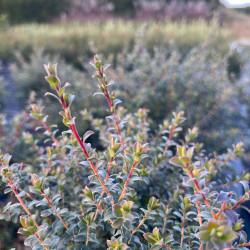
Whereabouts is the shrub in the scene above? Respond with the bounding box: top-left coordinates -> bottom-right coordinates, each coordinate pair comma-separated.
0,20 -> 230,64
9,34 -> 248,152
107,35 -> 248,152
0,56 -> 249,249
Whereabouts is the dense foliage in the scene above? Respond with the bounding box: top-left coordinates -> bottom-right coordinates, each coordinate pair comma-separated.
0,56 -> 249,249
0,20 -> 230,64
7,31 -> 247,152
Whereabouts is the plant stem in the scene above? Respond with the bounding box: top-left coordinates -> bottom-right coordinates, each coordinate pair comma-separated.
55,87 -> 111,199
86,224 -> 90,246
231,190 -> 250,210
196,201 -> 202,227
118,160 -> 138,201
163,126 -> 176,157
188,170 -> 217,218
162,205 -> 169,235
40,119 -> 71,163
94,157 -> 113,221
180,213 -> 186,247
162,243 -> 172,249
45,159 -> 52,176
224,242 -> 250,249
0,161 -> 35,220
34,233 -> 49,250
188,170 -> 210,207
132,211 -> 150,235
238,242 -> 250,248
69,123 -> 111,198
6,175 -> 39,229
215,201 -> 227,219
40,190 -> 69,231
99,69 -> 125,151
41,120 -> 60,147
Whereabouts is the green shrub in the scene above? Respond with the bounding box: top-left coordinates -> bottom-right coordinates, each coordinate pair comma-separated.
0,20 -> 230,65
0,56 -> 249,249
10,34 -> 248,152
108,36 -> 248,152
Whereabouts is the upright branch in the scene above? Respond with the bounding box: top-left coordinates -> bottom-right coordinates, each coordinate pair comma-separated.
118,142 -> 149,201
169,145 -> 215,215
163,112 -> 185,157
43,63 -> 111,199
91,55 -> 125,151
231,190 -> 250,210
0,157 -> 38,227
30,174 -> 69,231
18,215 -> 49,250
0,156 -> 48,250
132,197 -> 160,235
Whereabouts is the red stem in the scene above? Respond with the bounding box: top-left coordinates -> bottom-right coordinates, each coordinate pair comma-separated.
118,161 -> 138,201
215,201 -> 227,219
94,157 -> 113,221
7,176 -> 39,228
238,242 -> 250,248
34,233 -> 49,250
180,214 -> 186,247
163,126 -> 176,157
54,87 -> 111,199
104,88 -> 125,150
70,123 -> 111,198
188,170 -> 210,207
41,190 -> 69,231
231,190 -> 250,210
41,120 -> 60,147
162,243 -> 172,249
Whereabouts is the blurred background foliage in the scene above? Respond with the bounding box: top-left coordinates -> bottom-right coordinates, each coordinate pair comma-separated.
0,0 -> 250,249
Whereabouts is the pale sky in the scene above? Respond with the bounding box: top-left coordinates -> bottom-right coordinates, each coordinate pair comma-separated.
221,0 -> 250,8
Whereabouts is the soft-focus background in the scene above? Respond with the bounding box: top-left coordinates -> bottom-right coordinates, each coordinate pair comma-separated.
0,0 -> 249,248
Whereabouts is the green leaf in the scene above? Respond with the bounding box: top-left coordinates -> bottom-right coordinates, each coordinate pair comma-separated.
44,92 -> 60,102
143,233 -> 158,243
112,218 -> 123,228
122,201 -> 133,213
152,227 -> 161,241
58,82 -> 71,96
18,228 -> 30,235
41,209 -> 52,217
112,204 -> 122,216
20,216 -> 27,228
79,161 -> 90,167
95,62 -> 101,69
169,157 -> 186,168
63,93 -> 75,107
148,197 -> 160,210
83,131 -> 94,142
3,153 -> 11,165
186,147 -> 194,160
29,186 -> 41,195
45,76 -> 60,89
240,181 -> 249,193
